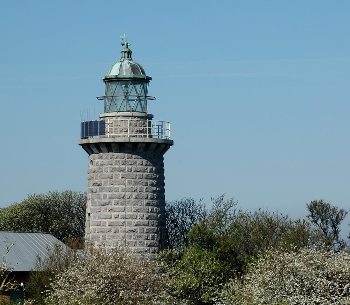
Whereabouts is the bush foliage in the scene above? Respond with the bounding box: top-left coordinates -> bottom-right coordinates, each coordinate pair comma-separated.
219,248 -> 350,305
0,262 -> 17,294
163,196 -> 330,304
1,192 -> 349,305
0,191 -> 86,244
45,247 -> 174,305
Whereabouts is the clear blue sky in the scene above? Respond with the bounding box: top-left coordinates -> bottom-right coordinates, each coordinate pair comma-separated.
0,1 -> 349,221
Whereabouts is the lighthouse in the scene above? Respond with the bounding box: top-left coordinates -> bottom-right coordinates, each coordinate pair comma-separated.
79,37 -> 173,255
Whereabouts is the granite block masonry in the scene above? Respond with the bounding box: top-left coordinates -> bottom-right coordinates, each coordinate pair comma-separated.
79,37 -> 173,255
85,148 -> 168,253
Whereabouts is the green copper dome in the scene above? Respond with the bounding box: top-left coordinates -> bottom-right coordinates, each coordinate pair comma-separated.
104,38 -> 150,80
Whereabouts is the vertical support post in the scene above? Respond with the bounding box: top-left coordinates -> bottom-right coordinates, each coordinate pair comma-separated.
128,118 -> 130,138
147,119 -> 149,138
168,122 -> 171,139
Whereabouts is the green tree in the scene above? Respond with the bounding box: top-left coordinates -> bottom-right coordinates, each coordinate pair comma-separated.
188,196 -> 316,274
307,199 -> 348,250
165,198 -> 206,250
0,191 -> 86,245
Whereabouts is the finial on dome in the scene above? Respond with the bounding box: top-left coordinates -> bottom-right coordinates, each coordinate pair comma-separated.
120,34 -> 132,61
121,33 -> 128,48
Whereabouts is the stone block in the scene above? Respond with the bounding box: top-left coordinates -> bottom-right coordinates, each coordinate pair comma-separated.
126,186 -> 137,192
107,220 -> 125,226
134,220 -> 150,226
108,206 -> 125,213
120,173 -> 137,179
144,213 -> 158,220
148,207 -> 160,213
91,221 -> 101,226
138,241 -> 145,247
133,180 -> 148,186
126,228 -> 137,233
126,241 -> 137,247
144,227 -> 158,234
126,160 -> 137,166
125,193 -> 133,199
133,234 -> 146,240
136,186 -> 145,193
98,213 -> 112,219
91,207 -> 102,213
132,206 -> 149,213
112,193 -> 125,199
144,200 -> 158,206
95,227 -> 112,233
99,173 -> 113,179
125,213 -> 137,219
133,193 -> 148,199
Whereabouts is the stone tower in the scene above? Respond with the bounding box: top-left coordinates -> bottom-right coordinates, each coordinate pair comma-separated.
79,37 -> 173,255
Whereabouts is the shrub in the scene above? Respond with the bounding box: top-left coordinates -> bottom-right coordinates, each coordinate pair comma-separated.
163,246 -> 229,305
219,248 -> 350,305
0,262 -> 18,294
26,245 -> 76,304
45,247 -> 174,305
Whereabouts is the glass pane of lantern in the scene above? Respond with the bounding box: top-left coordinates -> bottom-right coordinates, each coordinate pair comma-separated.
104,80 -> 148,113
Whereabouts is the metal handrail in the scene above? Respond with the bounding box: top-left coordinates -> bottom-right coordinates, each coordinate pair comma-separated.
81,118 -> 171,140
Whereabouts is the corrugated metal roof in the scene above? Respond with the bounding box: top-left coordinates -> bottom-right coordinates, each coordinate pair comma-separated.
0,232 -> 67,271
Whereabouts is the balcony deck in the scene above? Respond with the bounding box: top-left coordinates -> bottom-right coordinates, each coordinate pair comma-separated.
79,118 -> 173,155
80,118 -> 171,140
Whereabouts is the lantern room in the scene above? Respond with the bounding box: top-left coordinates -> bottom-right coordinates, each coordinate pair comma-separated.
99,36 -> 154,113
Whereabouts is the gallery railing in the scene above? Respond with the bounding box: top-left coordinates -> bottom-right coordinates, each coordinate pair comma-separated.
81,119 -> 171,140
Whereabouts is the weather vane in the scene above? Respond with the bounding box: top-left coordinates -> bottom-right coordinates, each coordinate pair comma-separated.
120,34 -> 128,48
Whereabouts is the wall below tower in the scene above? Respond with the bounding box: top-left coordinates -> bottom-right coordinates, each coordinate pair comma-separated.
85,151 -> 166,255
